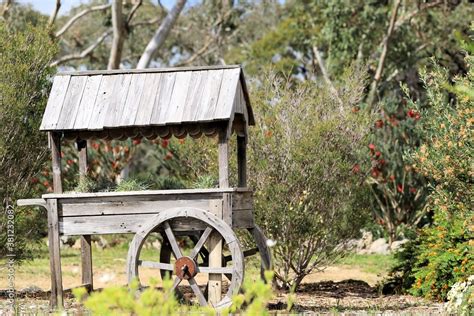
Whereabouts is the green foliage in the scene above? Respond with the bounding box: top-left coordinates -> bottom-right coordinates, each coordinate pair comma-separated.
73,272 -> 281,315
366,96 -> 428,244
115,178 -> 151,192
0,21 -> 58,259
445,275 -> 474,315
248,66 -> 371,289
407,51 -> 474,301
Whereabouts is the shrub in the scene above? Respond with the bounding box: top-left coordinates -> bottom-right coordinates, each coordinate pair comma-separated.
406,41 -> 473,301
73,272 -> 281,315
445,275 -> 474,315
248,66 -> 371,289
0,21 -> 58,259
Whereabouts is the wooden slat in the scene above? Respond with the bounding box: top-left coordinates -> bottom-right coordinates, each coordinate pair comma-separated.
164,71 -> 192,124
43,187 -> 248,199
103,74 -> 132,128
40,75 -> 71,130
214,68 -> 241,120
58,65 -> 241,76
181,71 -> 208,122
87,76 -> 117,130
134,73 -> 162,126
73,75 -> 103,130
47,199 -> 64,309
120,73 -> 147,126
56,76 -> 88,130
150,72 -> 177,125
60,199 -> 211,217
232,209 -> 254,228
198,70 -> 224,121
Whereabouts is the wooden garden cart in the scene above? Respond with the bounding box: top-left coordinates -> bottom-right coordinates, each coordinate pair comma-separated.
17,65 -> 271,309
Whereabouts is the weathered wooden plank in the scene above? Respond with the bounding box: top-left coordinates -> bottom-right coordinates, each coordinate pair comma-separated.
181,71 -> 207,122
56,76 -> 88,130
60,199 -> 212,217
80,236 -> 93,291
41,75 -> 71,130
164,71 -> 192,124
150,72 -> 177,125
134,73 -> 162,126
58,65 -> 241,76
73,75 -> 103,130
43,187 -> 249,199
60,214 -> 209,235
232,209 -> 254,228
198,70 -> 224,121
214,68 -> 241,120
103,74 -> 132,128
47,199 -> 64,309
120,73 -> 147,126
87,75 -> 117,130
49,132 -> 63,194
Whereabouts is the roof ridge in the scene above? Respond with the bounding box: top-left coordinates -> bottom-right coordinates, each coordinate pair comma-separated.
58,65 -> 242,76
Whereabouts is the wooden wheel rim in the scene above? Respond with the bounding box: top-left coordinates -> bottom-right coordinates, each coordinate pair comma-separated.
126,207 -> 244,309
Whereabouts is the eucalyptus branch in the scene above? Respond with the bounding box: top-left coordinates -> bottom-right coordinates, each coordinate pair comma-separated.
50,29 -> 112,67
55,4 -> 111,38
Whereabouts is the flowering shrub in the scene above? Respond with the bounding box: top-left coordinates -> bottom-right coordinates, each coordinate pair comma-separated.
366,97 -> 428,245
408,43 -> 473,300
445,275 -> 474,315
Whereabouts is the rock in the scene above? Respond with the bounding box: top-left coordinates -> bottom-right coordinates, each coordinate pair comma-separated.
361,230 -> 373,249
391,239 -> 409,252
98,272 -> 116,284
368,238 -> 389,254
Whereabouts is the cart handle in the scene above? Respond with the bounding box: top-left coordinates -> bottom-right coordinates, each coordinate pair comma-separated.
17,198 -> 47,208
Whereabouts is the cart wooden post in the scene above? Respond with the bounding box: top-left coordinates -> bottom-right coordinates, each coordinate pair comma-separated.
18,65 -> 271,310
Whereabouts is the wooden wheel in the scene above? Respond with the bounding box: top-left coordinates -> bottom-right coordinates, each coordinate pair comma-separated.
127,208 -> 244,309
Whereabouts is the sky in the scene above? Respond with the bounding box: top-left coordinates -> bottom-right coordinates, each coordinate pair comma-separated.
16,0 -> 182,16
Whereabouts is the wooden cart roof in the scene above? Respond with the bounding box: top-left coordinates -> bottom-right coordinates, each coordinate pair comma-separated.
40,65 -> 254,133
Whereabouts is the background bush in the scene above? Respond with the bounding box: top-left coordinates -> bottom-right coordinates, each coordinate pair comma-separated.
0,21 -> 57,259
247,66 -> 372,289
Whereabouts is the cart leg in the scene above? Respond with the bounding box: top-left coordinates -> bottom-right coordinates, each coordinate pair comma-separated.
207,232 -> 222,306
47,199 -> 63,310
81,235 -> 93,291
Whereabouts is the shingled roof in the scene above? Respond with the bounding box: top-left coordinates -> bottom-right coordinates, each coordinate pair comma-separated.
40,65 -> 254,132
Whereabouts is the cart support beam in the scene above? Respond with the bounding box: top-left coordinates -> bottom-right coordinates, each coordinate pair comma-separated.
77,139 -> 93,292
237,136 -> 247,187
47,199 -> 63,309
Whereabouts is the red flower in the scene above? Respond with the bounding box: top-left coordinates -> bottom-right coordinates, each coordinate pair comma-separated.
397,184 -> 404,193
371,167 -> 380,178
407,109 -> 416,118
67,159 -> 74,166
92,142 -> 100,150
368,143 -> 376,151
378,159 -> 385,166
265,130 -> 273,138
43,180 -> 50,187
161,139 -> 169,148
389,175 -> 395,182
375,151 -> 381,158
132,138 -> 141,145
352,164 -> 360,174
375,120 -> 384,128
409,187 -> 417,194
415,113 -> 421,121
352,106 -> 360,113
31,177 -> 39,184
164,151 -> 174,160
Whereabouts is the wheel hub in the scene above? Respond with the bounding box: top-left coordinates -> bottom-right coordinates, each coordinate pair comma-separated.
174,256 -> 198,280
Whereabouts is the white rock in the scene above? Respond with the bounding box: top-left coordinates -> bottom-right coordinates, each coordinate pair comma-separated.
391,239 -> 409,252
368,238 -> 389,254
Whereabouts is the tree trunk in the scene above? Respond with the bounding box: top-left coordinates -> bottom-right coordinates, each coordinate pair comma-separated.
136,0 -> 187,69
108,0 -> 125,70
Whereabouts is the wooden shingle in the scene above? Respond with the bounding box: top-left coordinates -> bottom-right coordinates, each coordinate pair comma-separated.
40,65 -> 254,133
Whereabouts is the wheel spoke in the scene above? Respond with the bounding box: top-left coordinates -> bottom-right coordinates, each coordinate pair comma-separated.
189,227 -> 213,260
171,277 -> 181,291
198,266 -> 233,274
138,260 -> 173,271
189,278 -> 208,306
163,221 -> 182,259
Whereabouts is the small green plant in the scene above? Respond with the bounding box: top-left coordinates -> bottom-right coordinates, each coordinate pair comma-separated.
114,178 -> 151,192
73,272 -> 283,315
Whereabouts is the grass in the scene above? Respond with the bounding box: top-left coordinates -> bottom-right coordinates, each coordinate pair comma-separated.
336,253 -> 396,275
